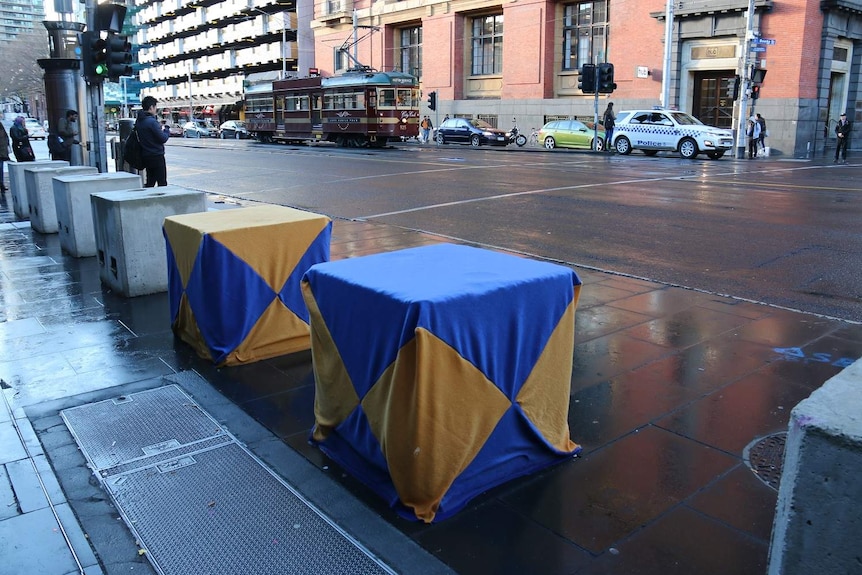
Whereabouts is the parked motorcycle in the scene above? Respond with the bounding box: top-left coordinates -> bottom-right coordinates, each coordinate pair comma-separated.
508,119 -> 528,147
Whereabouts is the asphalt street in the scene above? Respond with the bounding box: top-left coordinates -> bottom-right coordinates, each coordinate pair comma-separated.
164,138 -> 862,323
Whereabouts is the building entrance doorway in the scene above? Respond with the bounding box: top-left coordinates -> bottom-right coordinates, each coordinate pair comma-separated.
692,71 -> 736,128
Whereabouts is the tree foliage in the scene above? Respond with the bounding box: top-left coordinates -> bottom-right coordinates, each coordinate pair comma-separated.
0,28 -> 50,106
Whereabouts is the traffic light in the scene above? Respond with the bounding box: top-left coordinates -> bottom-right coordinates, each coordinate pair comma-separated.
578,64 -> 596,94
598,63 -> 616,93
80,30 -> 108,82
751,84 -> 761,100
427,91 -> 437,111
105,33 -> 133,81
727,75 -> 741,101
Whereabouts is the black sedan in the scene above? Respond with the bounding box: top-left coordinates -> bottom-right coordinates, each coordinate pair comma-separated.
435,118 -> 509,147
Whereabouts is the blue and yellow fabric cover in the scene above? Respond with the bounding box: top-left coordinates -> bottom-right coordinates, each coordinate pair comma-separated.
164,205 -> 331,366
301,244 -> 581,522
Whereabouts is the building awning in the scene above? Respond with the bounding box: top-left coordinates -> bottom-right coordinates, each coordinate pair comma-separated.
159,95 -> 243,108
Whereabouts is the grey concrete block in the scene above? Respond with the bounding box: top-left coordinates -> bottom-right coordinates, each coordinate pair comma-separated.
90,186 -> 207,297
7,160 -> 69,220
768,357 -> 862,575
53,172 -> 142,257
24,166 -> 97,233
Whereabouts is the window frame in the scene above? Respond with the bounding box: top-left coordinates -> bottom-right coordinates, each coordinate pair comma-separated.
562,0 -> 609,71
470,13 -> 504,76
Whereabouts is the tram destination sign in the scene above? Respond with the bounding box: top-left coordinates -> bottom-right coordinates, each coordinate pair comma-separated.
753,37 -> 776,45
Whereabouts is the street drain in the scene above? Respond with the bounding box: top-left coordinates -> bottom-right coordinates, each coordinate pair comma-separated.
743,432 -> 786,491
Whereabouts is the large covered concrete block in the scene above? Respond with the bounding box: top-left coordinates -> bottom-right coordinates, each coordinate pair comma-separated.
768,357 -> 862,575
53,172 -> 143,257
90,186 -> 207,297
25,166 -> 97,233
8,160 -> 69,220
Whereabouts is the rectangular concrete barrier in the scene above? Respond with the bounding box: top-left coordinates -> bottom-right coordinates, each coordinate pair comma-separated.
25,166 -> 98,233
90,186 -> 207,297
768,357 -> 862,575
53,172 -> 143,257
7,160 -> 69,220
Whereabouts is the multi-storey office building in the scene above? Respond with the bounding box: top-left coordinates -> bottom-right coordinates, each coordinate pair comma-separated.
310,0 -> 862,157
0,0 -> 44,43
134,0 -> 305,123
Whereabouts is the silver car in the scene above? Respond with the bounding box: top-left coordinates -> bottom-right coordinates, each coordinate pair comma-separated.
182,120 -> 215,138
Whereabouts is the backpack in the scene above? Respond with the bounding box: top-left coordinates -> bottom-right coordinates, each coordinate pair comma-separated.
123,129 -> 145,170
48,134 -> 66,156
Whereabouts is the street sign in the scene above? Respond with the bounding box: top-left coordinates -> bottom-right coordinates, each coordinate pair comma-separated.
753,38 -> 776,45
751,47 -> 767,52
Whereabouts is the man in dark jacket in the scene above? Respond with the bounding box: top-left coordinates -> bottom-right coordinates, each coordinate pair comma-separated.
136,95 -> 171,186
834,112 -> 852,164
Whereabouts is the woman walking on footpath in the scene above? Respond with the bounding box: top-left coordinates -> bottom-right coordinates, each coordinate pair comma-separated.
135,95 -> 171,187
9,116 -> 35,162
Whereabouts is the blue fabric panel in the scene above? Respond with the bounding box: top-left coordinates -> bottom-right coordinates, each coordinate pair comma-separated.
164,229 -> 183,323
279,222 -> 332,324
435,407 -> 579,521
303,244 -> 580,399
304,264 -> 418,399
314,409 -> 399,505
185,235 -> 276,364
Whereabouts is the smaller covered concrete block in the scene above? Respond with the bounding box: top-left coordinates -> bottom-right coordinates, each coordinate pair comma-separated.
768,357 -> 862,575
8,160 -> 69,220
53,172 -> 142,257
25,166 -> 98,233
90,186 -> 207,297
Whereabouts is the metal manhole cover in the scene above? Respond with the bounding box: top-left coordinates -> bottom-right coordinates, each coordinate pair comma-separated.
743,432 -> 786,491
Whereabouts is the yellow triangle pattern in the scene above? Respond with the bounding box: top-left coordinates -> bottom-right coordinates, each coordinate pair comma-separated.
227,298 -> 311,365
302,280 -> 359,442
363,328 -> 511,523
516,298 -> 578,452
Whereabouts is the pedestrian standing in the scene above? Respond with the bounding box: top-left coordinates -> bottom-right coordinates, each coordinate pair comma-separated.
135,96 -> 171,187
756,113 -> 767,152
602,102 -> 615,152
0,121 -> 10,192
746,116 -> 761,159
420,116 -> 430,143
56,109 -> 79,162
9,116 -> 35,162
834,112 -> 851,164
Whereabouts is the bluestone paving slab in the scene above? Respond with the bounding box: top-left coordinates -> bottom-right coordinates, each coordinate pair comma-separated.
0,421 -> 26,464
6,454 -> 66,512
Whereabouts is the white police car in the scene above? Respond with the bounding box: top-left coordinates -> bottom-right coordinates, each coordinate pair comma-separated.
611,109 -> 735,159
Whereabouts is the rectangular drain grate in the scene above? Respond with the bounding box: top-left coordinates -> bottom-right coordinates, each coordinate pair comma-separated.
61,385 -> 226,472
62,385 -> 395,575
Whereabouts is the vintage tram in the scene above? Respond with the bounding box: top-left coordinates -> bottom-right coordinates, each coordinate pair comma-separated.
245,69 -> 420,147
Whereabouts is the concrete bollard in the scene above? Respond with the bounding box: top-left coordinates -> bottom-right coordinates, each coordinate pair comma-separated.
767,357 -> 862,575
53,172 -> 143,257
24,166 -> 98,233
90,186 -> 207,297
7,160 -> 69,220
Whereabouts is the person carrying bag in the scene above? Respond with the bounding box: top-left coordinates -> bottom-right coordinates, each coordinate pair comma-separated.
10,116 -> 35,162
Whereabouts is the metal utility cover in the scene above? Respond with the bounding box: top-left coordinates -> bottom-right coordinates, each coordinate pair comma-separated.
62,385 -> 394,575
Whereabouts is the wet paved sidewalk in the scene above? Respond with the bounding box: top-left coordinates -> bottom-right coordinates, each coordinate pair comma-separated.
1,178 -> 861,575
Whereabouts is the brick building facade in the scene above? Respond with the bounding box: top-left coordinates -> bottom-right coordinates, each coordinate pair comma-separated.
310,0 -> 862,157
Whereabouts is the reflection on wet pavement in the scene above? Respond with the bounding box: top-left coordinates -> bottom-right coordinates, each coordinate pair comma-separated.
2,185 -> 862,575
